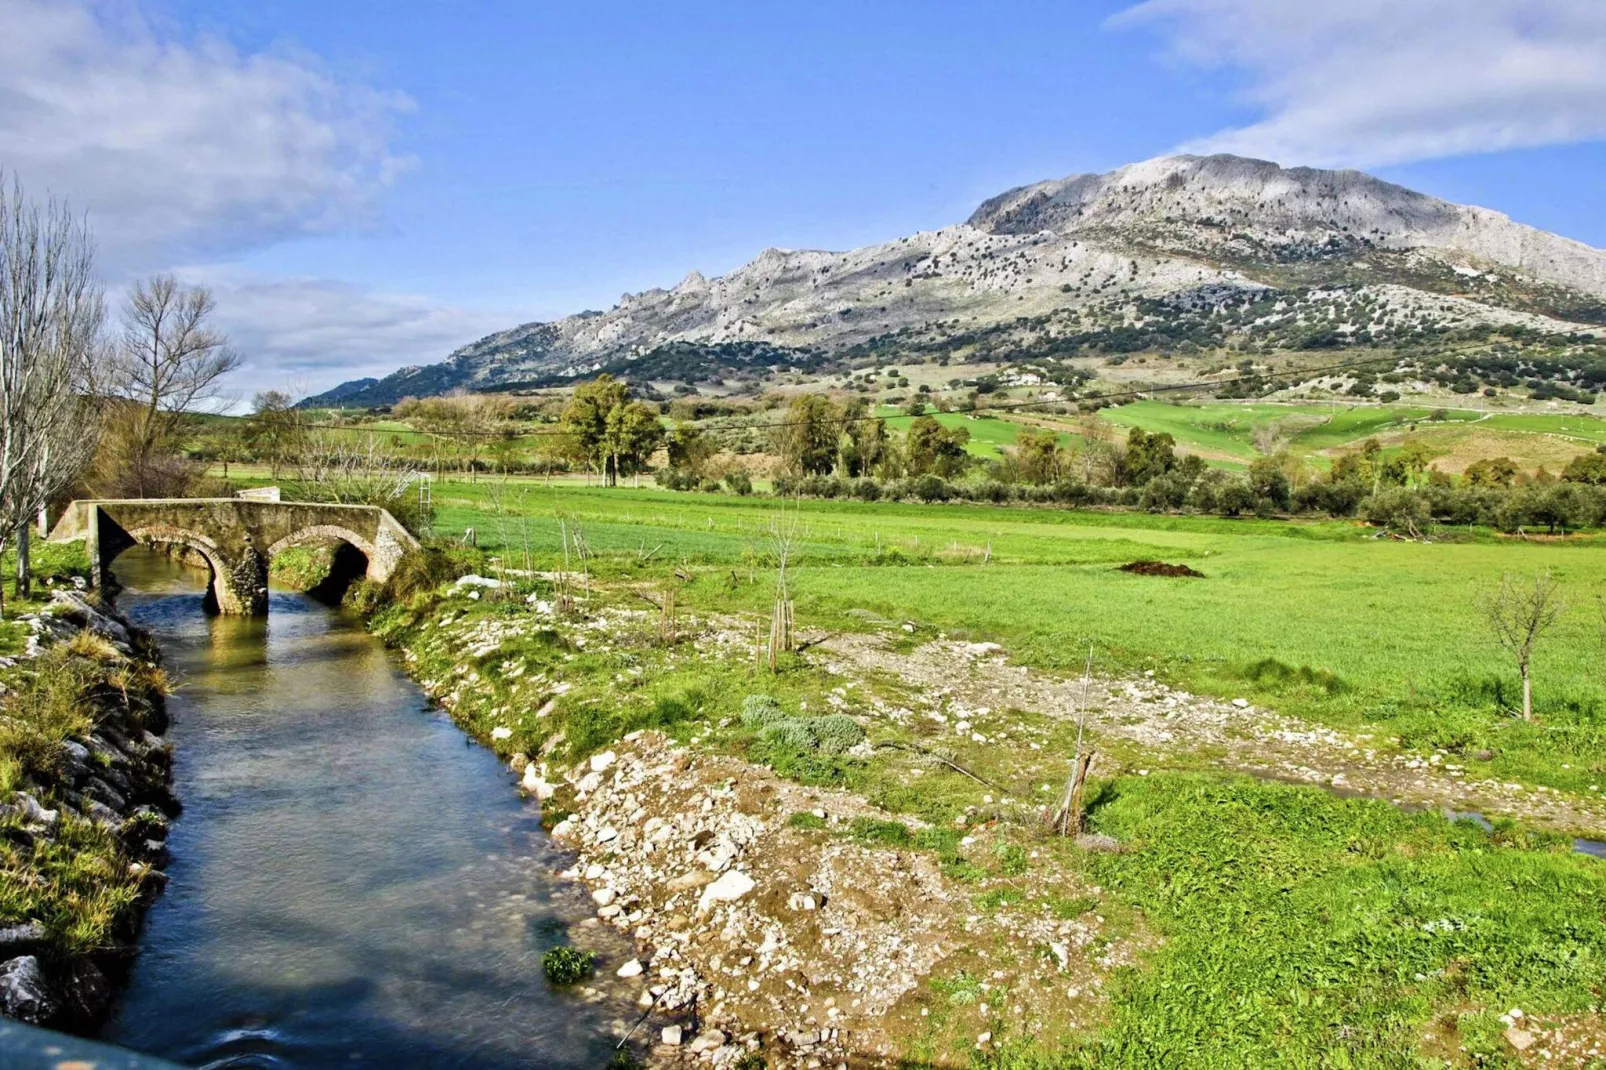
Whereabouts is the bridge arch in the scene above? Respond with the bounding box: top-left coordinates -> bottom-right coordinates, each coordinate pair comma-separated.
112,524 -> 258,614
48,498 -> 419,616
265,524 -> 379,605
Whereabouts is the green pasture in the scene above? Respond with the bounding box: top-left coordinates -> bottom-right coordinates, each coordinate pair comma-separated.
427,481 -> 1606,793
877,408 -> 1075,459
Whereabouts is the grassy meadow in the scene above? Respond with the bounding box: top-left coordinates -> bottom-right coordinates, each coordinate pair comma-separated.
424,480 -> 1606,788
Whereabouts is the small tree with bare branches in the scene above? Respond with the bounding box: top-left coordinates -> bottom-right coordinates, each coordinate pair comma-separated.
93,274 -> 239,497
0,173 -> 105,611
765,500 -> 801,672
1480,571 -> 1566,722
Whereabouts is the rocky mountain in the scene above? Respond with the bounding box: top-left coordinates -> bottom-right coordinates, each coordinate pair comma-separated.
305,154 -> 1606,407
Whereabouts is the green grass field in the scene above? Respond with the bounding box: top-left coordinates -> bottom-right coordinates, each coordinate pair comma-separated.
425,481 -> 1606,793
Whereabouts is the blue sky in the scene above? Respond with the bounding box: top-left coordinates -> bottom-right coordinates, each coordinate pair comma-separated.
4,0 -> 1605,397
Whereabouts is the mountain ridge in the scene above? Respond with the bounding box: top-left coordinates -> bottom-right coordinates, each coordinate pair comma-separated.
305,154 -> 1606,408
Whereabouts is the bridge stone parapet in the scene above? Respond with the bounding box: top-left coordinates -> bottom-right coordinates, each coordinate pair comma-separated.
48,498 -> 419,615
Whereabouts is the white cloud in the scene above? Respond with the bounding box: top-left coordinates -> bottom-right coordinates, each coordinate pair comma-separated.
176,273 -> 513,402
1114,0 -> 1606,168
0,0 -> 412,272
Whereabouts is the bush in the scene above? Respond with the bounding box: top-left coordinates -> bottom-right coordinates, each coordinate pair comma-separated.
911,474 -> 951,502
724,471 -> 753,496
812,714 -> 866,755
760,719 -> 818,750
740,694 -> 788,728
541,945 -> 595,985
655,468 -> 699,491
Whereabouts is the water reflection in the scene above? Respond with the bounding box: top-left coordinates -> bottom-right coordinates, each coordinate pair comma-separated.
101,549 -> 628,1069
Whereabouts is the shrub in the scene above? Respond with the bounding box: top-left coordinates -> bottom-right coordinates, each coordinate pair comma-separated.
740,694 -> 788,728
760,719 -> 818,750
811,714 -> 866,755
541,945 -> 595,985
724,471 -> 753,496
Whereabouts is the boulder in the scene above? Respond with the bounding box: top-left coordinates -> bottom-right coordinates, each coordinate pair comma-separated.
521,764 -> 557,801
0,955 -> 57,1023
697,870 -> 755,914
665,870 -> 718,893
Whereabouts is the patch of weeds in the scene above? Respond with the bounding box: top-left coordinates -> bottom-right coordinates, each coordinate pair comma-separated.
929,970 -> 984,1006
811,713 -> 866,754
786,810 -> 828,831
748,739 -> 864,788
994,843 -> 1029,877
848,817 -> 914,848
740,694 -> 788,728
1239,657 -> 1347,696
1045,894 -> 1099,920
541,945 -> 594,985
977,887 -> 1024,911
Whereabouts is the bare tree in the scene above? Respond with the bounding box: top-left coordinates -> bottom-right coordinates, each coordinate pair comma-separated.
1480,571 -> 1566,722
1051,644 -> 1096,836
97,274 -> 239,496
766,500 -> 801,672
0,173 -> 105,611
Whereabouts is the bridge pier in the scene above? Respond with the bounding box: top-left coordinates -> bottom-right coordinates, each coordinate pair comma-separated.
212,545 -> 269,615
51,499 -> 419,617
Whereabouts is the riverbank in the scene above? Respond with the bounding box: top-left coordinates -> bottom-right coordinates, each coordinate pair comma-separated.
0,589 -> 176,1031
349,558 -> 1606,1068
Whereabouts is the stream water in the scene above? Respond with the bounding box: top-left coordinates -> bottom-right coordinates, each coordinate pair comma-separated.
99,549 -> 628,1069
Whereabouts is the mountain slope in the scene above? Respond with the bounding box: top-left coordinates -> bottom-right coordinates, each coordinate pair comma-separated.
306,154 -> 1606,407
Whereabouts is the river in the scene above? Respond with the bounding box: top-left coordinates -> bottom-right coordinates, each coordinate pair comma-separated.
99,549 -> 630,1069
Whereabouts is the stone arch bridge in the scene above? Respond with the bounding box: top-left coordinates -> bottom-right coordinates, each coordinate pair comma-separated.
49,498 -> 419,615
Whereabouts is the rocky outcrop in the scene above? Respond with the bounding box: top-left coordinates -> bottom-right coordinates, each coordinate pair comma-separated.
0,592 -> 176,1031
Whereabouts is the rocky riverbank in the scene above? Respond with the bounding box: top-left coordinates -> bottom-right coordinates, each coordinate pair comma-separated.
0,591 -> 177,1031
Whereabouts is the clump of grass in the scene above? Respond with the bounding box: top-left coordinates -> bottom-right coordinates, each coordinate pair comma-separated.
0,647 -> 95,780
740,694 -> 788,728
786,810 -> 828,831
1240,657 -> 1347,696
541,945 -> 594,985
848,816 -> 913,847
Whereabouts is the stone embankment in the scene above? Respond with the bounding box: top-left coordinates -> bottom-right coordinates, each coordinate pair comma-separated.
0,592 -> 177,1030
